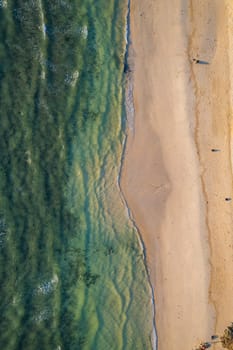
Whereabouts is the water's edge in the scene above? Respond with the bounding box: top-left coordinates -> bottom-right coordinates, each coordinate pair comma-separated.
117,1 -> 157,349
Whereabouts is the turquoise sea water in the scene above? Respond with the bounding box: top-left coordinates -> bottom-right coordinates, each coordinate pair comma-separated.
0,1 -> 154,349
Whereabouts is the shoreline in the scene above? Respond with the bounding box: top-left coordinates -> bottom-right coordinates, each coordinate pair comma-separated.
117,134 -> 157,350
118,2 -> 157,348
121,1 -> 233,349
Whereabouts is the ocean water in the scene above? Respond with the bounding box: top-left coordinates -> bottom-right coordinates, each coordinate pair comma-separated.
0,1 -> 154,349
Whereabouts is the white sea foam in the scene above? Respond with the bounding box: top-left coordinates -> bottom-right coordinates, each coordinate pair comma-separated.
35,273 -> 59,295
64,70 -> 79,87
0,0 -> 7,8
80,25 -> 88,39
25,150 -> 32,165
38,0 -> 46,39
125,77 -> 135,132
34,308 -> 50,323
41,69 -> 46,80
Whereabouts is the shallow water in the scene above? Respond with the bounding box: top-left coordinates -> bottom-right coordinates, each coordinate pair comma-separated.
0,1 -> 153,349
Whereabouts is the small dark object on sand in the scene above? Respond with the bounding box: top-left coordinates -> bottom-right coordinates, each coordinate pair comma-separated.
211,335 -> 219,340
211,149 -> 221,152
193,58 -> 209,65
225,197 -> 232,201
201,343 -> 212,349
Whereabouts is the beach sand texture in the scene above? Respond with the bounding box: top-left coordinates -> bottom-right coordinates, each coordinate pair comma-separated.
122,1 -> 233,349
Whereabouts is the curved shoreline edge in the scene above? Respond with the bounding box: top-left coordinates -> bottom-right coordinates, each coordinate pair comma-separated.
117,1 -> 157,349
118,138 -> 157,350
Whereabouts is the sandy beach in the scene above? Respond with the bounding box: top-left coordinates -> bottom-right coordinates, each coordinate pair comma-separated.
122,1 -> 233,349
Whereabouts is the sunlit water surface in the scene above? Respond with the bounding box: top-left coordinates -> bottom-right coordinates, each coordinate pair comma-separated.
0,1 -> 153,349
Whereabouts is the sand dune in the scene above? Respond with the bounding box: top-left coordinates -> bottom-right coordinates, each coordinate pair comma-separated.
122,1 -> 233,349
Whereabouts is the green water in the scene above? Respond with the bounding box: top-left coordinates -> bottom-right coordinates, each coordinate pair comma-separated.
0,1 -> 154,349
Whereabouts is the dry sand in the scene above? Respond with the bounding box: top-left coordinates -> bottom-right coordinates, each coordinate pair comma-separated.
121,1 -> 233,349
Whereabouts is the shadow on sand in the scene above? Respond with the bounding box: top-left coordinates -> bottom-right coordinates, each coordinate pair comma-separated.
197,60 -> 209,65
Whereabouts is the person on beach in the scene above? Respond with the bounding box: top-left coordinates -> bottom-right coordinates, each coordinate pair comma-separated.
194,342 -> 212,350
199,343 -> 211,349
193,58 -> 200,64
